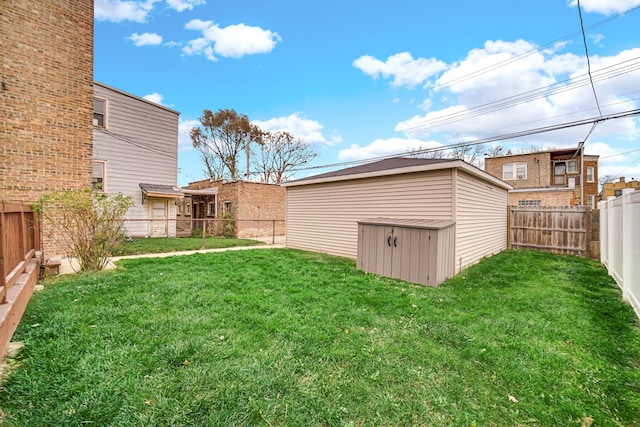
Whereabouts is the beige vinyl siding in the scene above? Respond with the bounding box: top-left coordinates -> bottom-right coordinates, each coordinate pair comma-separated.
286,170 -> 454,259
454,170 -> 508,271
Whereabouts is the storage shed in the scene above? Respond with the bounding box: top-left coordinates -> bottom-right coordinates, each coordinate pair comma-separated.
282,157 -> 512,285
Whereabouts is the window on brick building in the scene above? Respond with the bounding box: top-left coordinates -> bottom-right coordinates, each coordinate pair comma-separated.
207,201 -> 217,217
518,199 -> 541,206
92,161 -> 105,191
223,201 -> 233,215
587,166 -> 595,183
587,194 -> 595,209
503,162 -> 527,180
93,97 -> 106,127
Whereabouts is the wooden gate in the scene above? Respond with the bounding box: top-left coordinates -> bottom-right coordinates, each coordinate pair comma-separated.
508,206 -> 593,257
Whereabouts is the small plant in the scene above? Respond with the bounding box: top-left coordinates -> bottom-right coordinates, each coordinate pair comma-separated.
220,212 -> 236,238
35,188 -> 134,272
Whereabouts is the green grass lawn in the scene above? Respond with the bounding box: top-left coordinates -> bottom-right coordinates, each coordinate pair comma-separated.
114,236 -> 264,256
1,249 -> 639,426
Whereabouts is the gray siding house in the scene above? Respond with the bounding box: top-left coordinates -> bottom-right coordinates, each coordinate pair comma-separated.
93,82 -> 182,237
282,157 -> 512,283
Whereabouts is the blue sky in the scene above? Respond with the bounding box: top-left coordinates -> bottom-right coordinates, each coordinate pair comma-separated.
94,0 -> 640,186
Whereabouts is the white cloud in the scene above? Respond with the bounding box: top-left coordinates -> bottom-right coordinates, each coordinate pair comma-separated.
166,0 -> 205,12
94,0 -> 158,23
128,32 -> 163,46
95,0 -> 204,21
143,92 -> 164,105
394,39 -> 640,152
183,20 -> 281,61
338,138 -> 445,161
586,142 -> 640,181
567,0 -> 640,15
253,113 -> 340,146
178,119 -> 200,150
353,52 -> 447,88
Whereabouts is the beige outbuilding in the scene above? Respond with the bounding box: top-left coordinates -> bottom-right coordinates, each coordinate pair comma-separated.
282,157 -> 512,285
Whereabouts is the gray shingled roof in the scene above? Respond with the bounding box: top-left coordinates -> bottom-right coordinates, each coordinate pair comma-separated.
139,183 -> 184,197
290,157 -> 454,183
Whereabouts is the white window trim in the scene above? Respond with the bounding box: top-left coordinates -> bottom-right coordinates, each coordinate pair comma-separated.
503,162 -> 527,180
587,166 -> 595,183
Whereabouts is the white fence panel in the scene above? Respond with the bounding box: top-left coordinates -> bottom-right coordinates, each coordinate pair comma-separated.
600,189 -> 640,319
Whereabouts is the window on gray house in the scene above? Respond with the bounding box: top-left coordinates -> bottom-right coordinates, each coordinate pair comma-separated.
92,161 -> 105,192
93,97 -> 106,127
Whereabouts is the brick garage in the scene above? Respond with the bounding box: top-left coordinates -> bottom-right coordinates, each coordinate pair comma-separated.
182,180 -> 285,238
1,0 -> 94,257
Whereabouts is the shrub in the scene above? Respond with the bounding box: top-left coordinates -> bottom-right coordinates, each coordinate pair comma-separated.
35,188 -> 134,272
220,212 -> 236,238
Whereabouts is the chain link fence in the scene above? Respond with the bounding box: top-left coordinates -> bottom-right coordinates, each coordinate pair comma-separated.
122,217 -> 285,242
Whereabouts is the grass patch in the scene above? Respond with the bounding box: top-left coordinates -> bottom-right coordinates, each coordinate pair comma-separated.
114,236 -> 263,255
1,249 -> 639,426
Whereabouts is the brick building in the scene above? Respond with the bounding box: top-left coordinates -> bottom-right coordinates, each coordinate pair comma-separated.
484,147 -> 599,208
180,179 -> 285,238
1,0 -> 94,255
601,176 -> 640,199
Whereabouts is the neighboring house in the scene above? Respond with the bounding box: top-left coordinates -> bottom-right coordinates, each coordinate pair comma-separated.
2,0 -> 94,257
484,147 -> 599,208
1,0 -> 93,359
602,177 -> 640,199
180,179 -> 285,238
282,157 -> 512,284
93,82 -> 182,238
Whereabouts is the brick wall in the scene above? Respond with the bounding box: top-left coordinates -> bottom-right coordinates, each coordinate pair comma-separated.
1,0 -> 94,256
485,152 -> 552,189
184,179 -> 285,238
508,190 -> 575,207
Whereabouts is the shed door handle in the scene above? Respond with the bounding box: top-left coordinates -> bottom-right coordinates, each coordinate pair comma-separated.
393,236 -> 397,247
387,236 -> 392,247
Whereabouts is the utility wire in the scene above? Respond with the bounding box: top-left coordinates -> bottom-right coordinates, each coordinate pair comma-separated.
577,0 -> 603,117
398,56 -> 640,132
286,108 -> 640,175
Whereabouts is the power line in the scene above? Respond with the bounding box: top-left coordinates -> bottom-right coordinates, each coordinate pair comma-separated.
397,56 -> 640,133
431,11 -> 629,91
287,108 -> 640,175
577,0 -> 603,117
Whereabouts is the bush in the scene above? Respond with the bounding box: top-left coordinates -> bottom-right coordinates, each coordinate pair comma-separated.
220,212 -> 236,238
35,188 -> 134,272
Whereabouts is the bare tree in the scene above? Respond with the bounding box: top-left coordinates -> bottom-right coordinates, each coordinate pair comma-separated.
406,145 -> 446,159
191,109 -> 262,181
448,144 -> 484,166
197,142 -> 226,180
485,144 -> 505,158
255,131 -> 318,183
599,174 -> 617,187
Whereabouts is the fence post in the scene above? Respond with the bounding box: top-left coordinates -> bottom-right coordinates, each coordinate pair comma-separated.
622,189 -> 634,302
0,202 -> 6,303
585,207 -> 591,258
607,196 -> 616,281
201,219 -> 206,249
506,206 -> 512,249
599,200 -> 608,266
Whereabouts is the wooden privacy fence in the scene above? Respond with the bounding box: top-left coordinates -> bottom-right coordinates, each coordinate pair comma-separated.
0,201 -> 41,359
600,189 -> 640,319
508,205 -> 596,258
